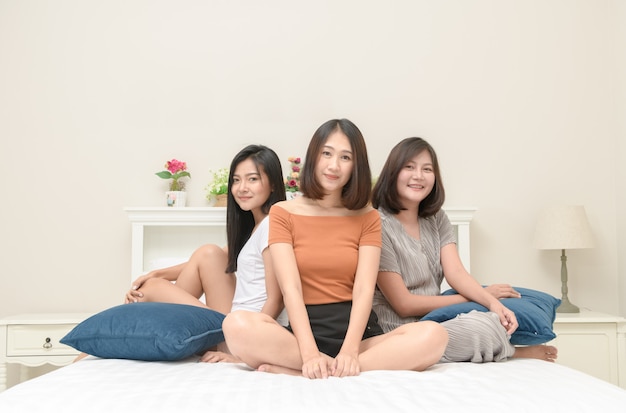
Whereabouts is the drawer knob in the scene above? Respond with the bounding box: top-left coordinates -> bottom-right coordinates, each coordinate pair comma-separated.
43,337 -> 52,349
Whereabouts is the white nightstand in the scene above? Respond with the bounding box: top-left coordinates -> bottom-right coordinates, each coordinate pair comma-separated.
550,310 -> 626,389
0,313 -> 91,391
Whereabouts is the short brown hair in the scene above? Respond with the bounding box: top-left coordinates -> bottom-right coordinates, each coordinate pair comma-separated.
372,137 -> 445,217
300,119 -> 372,210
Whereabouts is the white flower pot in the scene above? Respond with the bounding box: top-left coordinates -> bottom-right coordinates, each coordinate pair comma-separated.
166,191 -> 187,207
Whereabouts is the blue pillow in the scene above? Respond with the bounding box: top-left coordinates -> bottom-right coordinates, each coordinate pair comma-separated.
61,302 -> 225,361
421,287 -> 560,345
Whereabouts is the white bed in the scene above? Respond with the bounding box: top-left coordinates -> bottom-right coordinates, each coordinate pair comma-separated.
2,207 -> 625,411
0,355 -> 625,412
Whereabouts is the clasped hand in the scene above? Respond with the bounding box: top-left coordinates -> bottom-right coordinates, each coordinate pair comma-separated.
484,284 -> 520,335
302,352 -> 360,379
124,273 -> 151,303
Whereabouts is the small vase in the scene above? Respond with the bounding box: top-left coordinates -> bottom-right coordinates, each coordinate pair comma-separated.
213,194 -> 228,207
286,191 -> 302,201
166,191 -> 187,207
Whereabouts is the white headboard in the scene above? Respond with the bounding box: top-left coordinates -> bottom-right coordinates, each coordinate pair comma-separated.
125,207 -> 477,282
442,207 -> 477,272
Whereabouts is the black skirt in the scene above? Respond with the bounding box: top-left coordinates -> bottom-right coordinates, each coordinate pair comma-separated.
286,301 -> 384,357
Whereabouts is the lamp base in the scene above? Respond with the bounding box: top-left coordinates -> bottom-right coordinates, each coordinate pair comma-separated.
557,298 -> 580,313
556,249 -> 580,313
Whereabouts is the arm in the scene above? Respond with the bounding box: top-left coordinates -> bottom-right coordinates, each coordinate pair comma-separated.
269,242 -> 326,378
376,271 -> 471,317
259,247 -> 284,320
125,262 -> 187,303
333,245 -> 381,377
440,243 -> 518,334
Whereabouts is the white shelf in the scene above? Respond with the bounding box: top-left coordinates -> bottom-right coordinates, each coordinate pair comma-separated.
124,207 -> 228,280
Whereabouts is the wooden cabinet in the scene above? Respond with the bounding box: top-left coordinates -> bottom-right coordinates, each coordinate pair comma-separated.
0,313 -> 92,391
550,310 -> 625,389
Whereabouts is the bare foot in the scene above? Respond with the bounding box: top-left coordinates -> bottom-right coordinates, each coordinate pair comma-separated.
512,345 -> 558,362
257,364 -> 302,376
73,352 -> 89,362
199,350 -> 241,363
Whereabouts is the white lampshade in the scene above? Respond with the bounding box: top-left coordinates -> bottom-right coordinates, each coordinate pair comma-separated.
533,205 -> 594,250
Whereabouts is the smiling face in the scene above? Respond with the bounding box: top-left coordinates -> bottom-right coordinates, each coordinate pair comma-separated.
315,130 -> 354,195
396,149 -> 435,209
231,158 -> 272,213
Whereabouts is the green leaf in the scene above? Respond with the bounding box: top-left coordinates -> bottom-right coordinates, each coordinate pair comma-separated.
173,171 -> 191,179
156,171 -> 173,179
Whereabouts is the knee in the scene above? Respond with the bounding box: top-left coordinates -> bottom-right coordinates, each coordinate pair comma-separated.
223,310 -> 255,342
423,320 -> 449,352
192,244 -> 225,261
135,278 -> 171,302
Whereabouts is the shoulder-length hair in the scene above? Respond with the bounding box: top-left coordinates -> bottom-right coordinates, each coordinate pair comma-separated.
372,137 -> 445,217
226,144 -> 286,273
299,118 -> 372,210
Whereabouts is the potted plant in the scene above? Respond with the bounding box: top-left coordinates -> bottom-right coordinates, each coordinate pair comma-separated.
156,159 -> 191,207
285,156 -> 302,200
205,168 -> 229,207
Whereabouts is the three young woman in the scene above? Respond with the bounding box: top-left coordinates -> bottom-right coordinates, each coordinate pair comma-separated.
130,126 -> 555,373
223,119 -> 448,378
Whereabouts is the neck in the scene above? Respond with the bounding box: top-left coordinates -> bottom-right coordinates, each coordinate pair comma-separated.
252,209 -> 268,226
396,206 -> 419,223
311,194 -> 343,209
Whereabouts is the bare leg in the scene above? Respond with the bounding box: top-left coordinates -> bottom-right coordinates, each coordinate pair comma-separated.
359,321 -> 448,372
512,345 -> 558,362
135,278 -> 208,308
175,244 -> 235,314
136,244 -> 235,313
223,311 -> 303,371
225,313 -> 448,375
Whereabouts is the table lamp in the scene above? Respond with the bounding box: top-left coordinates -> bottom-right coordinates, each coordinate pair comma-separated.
533,205 -> 594,313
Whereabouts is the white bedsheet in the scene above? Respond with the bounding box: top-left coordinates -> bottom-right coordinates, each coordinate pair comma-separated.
1,356 -> 625,412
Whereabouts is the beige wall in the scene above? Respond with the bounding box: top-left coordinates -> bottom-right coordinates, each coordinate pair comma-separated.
1,0 -> 624,318
613,0 -> 626,316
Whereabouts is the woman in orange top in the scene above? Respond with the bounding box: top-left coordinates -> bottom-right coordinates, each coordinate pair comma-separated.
223,119 -> 448,379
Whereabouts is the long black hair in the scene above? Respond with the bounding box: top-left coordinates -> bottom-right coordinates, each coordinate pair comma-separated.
225,145 -> 286,273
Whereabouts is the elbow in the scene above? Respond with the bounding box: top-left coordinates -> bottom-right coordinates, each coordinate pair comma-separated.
390,301 -> 414,318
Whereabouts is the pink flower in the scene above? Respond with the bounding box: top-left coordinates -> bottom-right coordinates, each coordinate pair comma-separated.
166,159 -> 187,174
156,159 -> 191,191
285,156 -> 301,193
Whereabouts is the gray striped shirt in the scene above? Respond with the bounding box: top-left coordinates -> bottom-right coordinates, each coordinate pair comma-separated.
372,208 -> 456,333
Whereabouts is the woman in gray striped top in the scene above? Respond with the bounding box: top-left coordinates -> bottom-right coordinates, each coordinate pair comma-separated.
371,137 -> 557,363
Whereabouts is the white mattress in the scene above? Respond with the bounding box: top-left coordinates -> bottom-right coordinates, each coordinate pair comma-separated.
1,357 -> 625,412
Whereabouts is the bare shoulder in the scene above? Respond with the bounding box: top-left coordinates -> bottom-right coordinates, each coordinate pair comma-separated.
349,204 -> 377,217
272,197 -> 305,214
